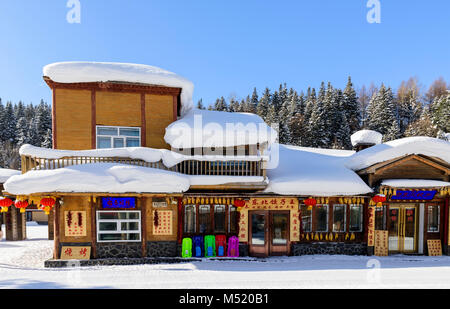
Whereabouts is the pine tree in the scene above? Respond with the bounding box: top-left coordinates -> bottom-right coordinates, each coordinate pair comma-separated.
196,99 -> 205,110
249,88 -> 259,114
1,102 -> 17,143
430,93 -> 450,133
342,76 -> 360,134
213,97 -> 228,111
383,120 -> 401,142
257,88 -> 271,121
367,84 -> 397,136
41,128 -> 53,148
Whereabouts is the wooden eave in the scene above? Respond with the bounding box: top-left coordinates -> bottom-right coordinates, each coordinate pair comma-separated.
43,76 -> 182,96
357,154 -> 450,176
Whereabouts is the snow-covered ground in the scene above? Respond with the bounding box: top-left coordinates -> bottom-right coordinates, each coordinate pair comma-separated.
1,223 -> 450,289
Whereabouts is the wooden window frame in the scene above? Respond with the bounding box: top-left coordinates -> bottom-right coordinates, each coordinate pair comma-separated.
96,125 -> 141,149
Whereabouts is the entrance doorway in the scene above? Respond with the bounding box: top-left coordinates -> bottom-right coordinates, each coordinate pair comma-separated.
388,205 -> 418,253
249,211 -> 290,257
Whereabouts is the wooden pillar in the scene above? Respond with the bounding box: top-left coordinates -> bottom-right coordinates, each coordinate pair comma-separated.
90,197 -> 97,259
48,211 -> 54,240
141,197 -> 147,257
5,207 -> 26,241
53,200 -> 60,259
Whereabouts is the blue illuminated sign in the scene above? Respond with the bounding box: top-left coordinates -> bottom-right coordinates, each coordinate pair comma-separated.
102,197 -> 136,209
391,190 -> 437,201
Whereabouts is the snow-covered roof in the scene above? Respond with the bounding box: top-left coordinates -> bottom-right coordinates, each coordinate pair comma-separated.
381,179 -> 450,188
345,137 -> 450,171
4,164 -> 190,195
0,168 -> 21,183
164,109 -> 278,149
264,144 -> 373,196
350,130 -> 382,147
43,62 -> 194,116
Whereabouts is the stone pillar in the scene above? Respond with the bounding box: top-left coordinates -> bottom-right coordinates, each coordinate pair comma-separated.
5,207 -> 26,241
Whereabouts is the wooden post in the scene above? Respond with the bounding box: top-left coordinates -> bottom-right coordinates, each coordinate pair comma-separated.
141,197 -> 147,258
48,211 -> 54,240
90,197 -> 97,259
53,200 -> 60,259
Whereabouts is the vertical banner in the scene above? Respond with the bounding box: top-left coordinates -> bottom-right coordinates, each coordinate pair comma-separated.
290,209 -> 300,242
368,206 -> 375,247
238,209 -> 248,243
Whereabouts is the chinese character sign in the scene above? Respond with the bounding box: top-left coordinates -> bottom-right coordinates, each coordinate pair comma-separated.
64,211 -> 87,237
290,209 -> 300,242
61,246 -> 91,260
153,210 -> 173,236
238,210 -> 248,243
368,207 -> 375,247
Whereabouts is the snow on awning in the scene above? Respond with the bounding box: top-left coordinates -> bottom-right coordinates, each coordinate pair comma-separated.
0,168 -> 21,183
43,62 -> 194,116
164,109 -> 278,149
264,144 -> 373,197
4,163 -> 190,195
381,179 -> 450,188
345,137 -> 450,171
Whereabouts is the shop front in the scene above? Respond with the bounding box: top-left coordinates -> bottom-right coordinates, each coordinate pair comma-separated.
371,187 -> 448,255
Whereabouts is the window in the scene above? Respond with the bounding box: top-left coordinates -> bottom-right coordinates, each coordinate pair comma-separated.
214,205 -> 226,233
427,205 -> 440,232
229,206 -> 237,234
97,211 -> 141,242
199,205 -> 211,234
375,206 -> 387,230
184,205 -> 196,233
96,126 -> 141,149
349,204 -> 363,232
300,204 -> 312,232
315,205 -> 328,232
333,204 -> 346,232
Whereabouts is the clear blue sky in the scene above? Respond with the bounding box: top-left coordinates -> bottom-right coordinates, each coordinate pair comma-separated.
0,0 -> 449,107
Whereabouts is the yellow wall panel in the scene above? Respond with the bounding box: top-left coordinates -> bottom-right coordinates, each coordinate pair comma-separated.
96,91 -> 141,127
55,89 -> 92,150
145,94 -> 174,149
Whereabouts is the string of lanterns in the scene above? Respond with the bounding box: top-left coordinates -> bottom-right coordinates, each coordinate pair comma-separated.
0,196 -> 57,214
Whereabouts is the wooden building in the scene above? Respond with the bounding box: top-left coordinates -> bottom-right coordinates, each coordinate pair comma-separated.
2,62 -> 450,263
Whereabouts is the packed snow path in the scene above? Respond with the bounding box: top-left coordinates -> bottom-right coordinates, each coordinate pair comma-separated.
1,224 -> 450,289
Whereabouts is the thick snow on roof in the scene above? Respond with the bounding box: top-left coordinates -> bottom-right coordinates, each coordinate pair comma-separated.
43,62 -> 194,116
20,144 -> 163,162
264,144 -> 373,196
350,130 -> 383,147
382,179 -> 450,188
288,145 -> 355,157
164,109 -> 278,149
345,137 -> 450,171
0,168 -> 21,183
4,164 -> 190,195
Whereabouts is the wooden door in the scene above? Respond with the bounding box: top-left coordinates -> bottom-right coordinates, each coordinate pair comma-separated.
269,211 -> 290,256
249,211 -> 269,257
388,205 -> 418,253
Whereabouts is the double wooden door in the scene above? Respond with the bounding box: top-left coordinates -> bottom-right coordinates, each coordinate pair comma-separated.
388,205 -> 418,253
249,211 -> 290,257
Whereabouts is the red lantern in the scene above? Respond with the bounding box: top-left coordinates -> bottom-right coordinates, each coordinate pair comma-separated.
304,198 -> 317,207
40,197 -> 56,215
15,200 -> 29,213
372,195 -> 386,206
234,199 -> 246,207
0,197 -> 13,212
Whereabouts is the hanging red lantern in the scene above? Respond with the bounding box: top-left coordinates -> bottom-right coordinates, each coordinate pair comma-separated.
15,200 -> 29,213
40,197 -> 56,215
0,197 -> 13,212
372,195 -> 386,207
234,199 -> 246,207
304,198 -> 317,207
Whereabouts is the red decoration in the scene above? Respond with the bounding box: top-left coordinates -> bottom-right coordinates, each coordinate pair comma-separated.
15,200 -> 29,213
67,211 -> 73,227
234,199 -> 246,207
0,197 -> 13,212
304,198 -> 317,207
154,210 -> 159,227
372,195 -> 386,204
40,197 -> 56,215
78,212 -> 83,227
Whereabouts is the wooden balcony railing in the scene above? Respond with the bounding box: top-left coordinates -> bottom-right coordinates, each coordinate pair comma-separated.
20,155 -> 265,177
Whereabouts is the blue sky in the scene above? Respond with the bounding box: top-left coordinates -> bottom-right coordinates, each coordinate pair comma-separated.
0,0 -> 449,107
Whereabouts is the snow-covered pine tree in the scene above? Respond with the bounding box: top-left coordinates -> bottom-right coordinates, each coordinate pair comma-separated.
41,128 -> 53,148
383,119 -> 401,142
16,117 -> 30,147
196,99 -> 205,110
367,84 -> 398,136
430,93 -> 450,133
249,88 -> 259,114
228,97 -> 240,112
256,88 -> 271,121
213,97 -> 228,111
342,76 -> 361,134
1,102 -> 17,143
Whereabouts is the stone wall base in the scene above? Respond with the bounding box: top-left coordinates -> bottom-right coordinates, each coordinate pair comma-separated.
96,243 -> 142,259
147,241 -> 178,257
291,242 -> 368,256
